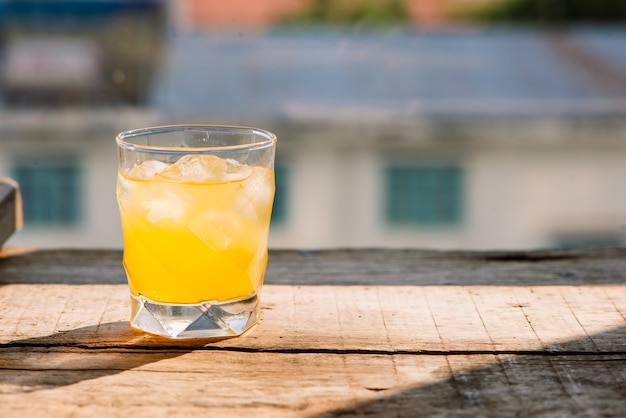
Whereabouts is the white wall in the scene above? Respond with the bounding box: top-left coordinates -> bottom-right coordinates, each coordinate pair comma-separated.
1,109 -> 159,249
2,133 -> 120,249
269,118 -> 626,250
3,113 -> 626,251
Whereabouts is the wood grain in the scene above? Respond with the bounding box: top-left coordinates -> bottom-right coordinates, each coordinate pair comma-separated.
0,349 -> 624,417
0,284 -> 623,353
1,247 -> 626,285
0,249 -> 624,417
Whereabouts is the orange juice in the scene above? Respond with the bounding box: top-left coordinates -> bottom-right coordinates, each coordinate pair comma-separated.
116,155 -> 274,304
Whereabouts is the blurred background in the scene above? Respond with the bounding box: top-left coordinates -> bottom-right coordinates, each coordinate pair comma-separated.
1,0 -> 625,250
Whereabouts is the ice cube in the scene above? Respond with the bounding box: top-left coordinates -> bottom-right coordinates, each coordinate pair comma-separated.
224,158 -> 253,182
158,155 -> 228,182
234,167 -> 275,221
128,159 -> 169,180
144,190 -> 186,223
116,174 -> 135,207
188,209 -> 244,250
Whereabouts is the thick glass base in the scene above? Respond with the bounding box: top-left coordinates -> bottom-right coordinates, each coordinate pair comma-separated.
129,292 -> 260,339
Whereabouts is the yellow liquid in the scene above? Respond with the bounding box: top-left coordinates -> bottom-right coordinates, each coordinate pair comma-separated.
117,166 -> 274,304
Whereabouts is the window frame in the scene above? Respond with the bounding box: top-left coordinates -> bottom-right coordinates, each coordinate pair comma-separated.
11,157 -> 83,227
384,162 -> 464,228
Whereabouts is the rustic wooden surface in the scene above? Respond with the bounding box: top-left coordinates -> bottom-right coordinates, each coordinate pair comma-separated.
1,246 -> 625,285
0,248 -> 624,417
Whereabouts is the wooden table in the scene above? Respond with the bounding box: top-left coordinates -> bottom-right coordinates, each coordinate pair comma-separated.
0,247 -> 624,417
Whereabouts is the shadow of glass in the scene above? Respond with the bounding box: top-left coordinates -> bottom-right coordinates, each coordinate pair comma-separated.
316,325 -> 626,417
0,321 -> 227,394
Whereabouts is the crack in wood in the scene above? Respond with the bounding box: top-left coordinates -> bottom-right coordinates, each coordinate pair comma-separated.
480,253 -> 579,263
1,343 -> 624,357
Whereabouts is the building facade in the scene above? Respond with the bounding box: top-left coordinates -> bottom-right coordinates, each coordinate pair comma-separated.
1,17 -> 625,251
3,111 -> 626,250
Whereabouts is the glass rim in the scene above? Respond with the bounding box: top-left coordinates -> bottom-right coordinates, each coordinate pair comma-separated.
116,124 -> 277,153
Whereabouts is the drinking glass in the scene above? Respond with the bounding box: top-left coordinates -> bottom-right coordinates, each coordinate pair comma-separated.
116,125 -> 276,338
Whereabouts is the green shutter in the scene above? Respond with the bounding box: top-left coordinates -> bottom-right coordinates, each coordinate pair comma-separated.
12,159 -> 81,226
385,165 -> 463,226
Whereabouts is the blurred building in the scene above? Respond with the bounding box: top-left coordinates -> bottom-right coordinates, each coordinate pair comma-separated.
1,2 -> 626,250
0,0 -> 166,105
0,109 -> 158,248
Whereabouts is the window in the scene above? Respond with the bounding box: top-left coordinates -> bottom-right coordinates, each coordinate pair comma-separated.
12,158 -> 82,226
385,164 -> 463,226
271,163 -> 288,225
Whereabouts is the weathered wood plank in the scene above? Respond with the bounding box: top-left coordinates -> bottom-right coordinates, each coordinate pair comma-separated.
1,349 -> 622,418
375,287 -> 442,351
1,247 -> 626,286
0,246 -> 623,418
0,284 -> 623,353
423,286 -> 495,352
559,286 -> 626,352
464,287 -> 539,351
511,286 -> 598,352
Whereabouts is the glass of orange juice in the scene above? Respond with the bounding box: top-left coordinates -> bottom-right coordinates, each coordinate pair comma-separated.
115,125 -> 276,338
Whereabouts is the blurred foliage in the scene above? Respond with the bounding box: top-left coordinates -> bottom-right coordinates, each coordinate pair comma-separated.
466,0 -> 626,23
282,0 -> 407,26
